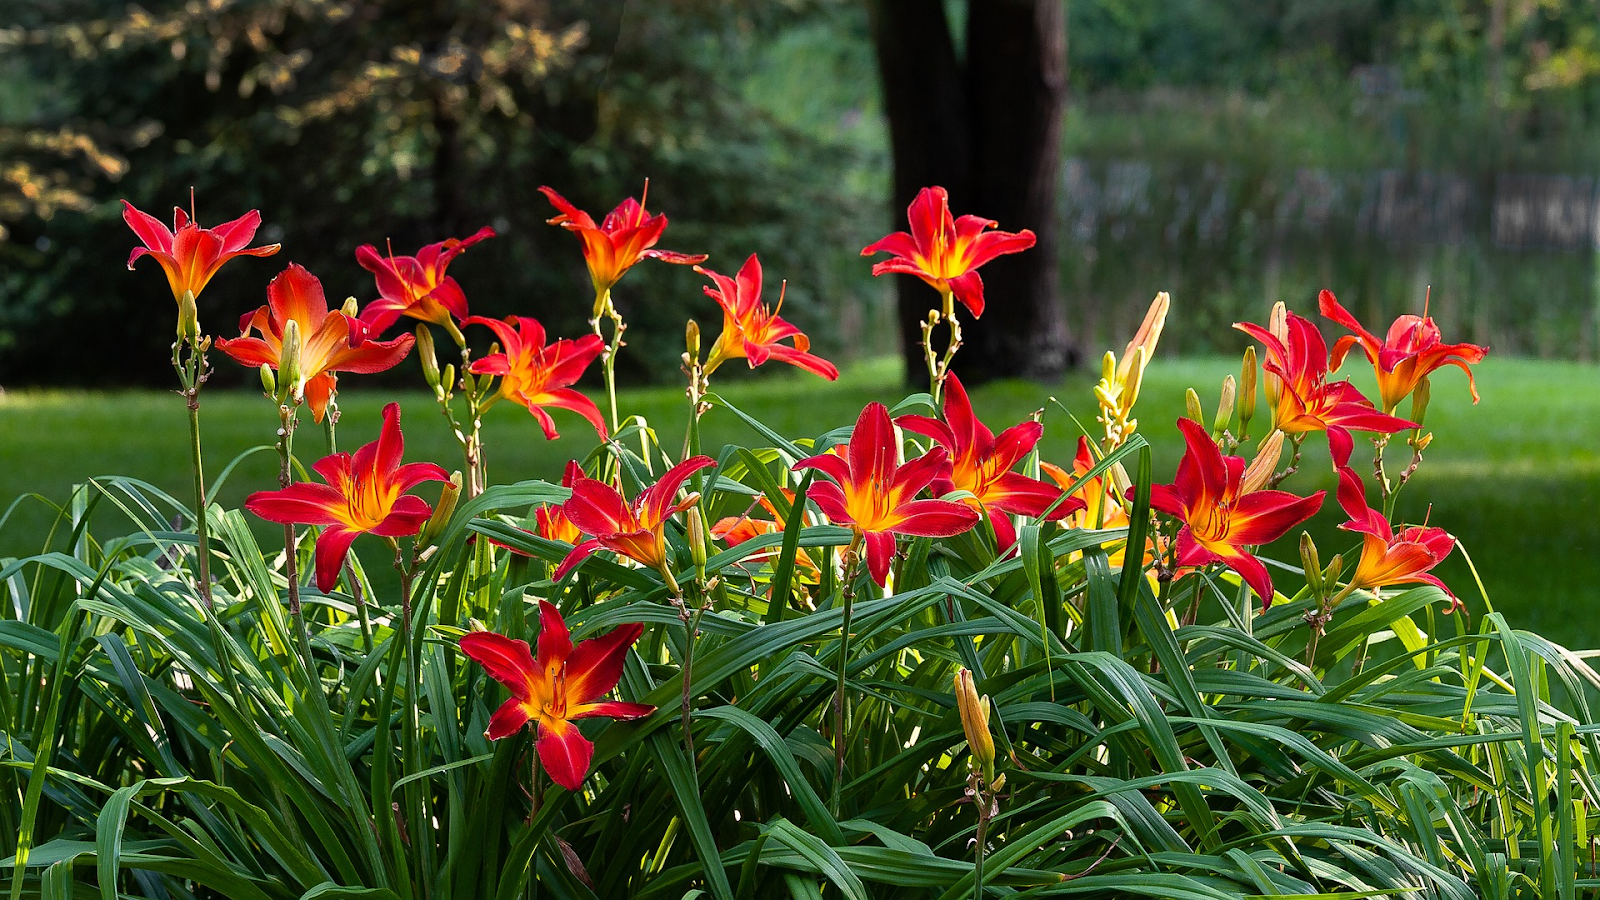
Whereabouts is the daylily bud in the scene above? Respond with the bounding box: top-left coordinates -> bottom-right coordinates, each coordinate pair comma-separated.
259,363 -> 276,398
1413,431 -> 1433,452
1410,376 -> 1431,428
341,297 -> 360,317
1241,430 -> 1284,494
686,505 -> 707,573
415,324 -> 441,390
1122,346 -> 1147,413
953,666 -> 992,778
417,471 -> 462,548
1100,350 -> 1116,386
686,319 -> 701,361
177,290 -> 200,341
1184,388 -> 1204,425
1240,346 -> 1258,437
440,363 -> 456,396
1322,553 -> 1343,588
279,318 -> 303,404
1300,532 -> 1323,596
954,668 -> 996,782
1214,374 -> 1236,434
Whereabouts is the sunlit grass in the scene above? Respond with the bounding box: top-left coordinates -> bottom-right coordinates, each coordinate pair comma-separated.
2,354 -> 1595,645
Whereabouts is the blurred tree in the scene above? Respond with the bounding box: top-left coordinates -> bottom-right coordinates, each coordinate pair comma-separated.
0,0 -> 874,387
869,0 -> 1071,386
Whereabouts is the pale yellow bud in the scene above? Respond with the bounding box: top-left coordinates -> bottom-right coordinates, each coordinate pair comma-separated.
954,668 -> 996,782
1184,388 -> 1204,425
1240,346 -> 1258,436
258,363 -> 276,398
417,471 -> 463,548
1214,374 -> 1236,434
278,319 -> 303,404
1410,376 -> 1431,427
1241,430 -> 1284,494
340,296 -> 360,317
416,324 -> 441,390
1300,532 -> 1323,596
177,290 -> 200,341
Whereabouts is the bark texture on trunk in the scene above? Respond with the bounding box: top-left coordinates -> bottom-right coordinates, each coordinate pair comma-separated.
869,0 -> 1072,386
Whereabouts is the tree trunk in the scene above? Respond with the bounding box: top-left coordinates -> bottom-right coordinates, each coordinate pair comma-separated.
867,0 -> 969,384
868,0 -> 1072,387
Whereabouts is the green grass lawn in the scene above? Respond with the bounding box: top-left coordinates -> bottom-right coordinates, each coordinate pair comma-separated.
3,355 -> 1596,647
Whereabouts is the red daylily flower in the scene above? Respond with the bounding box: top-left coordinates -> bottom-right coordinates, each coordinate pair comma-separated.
1141,418 -> 1324,608
554,456 -> 718,581
793,402 -> 980,586
698,254 -> 838,380
216,264 -> 414,422
1319,289 -> 1488,414
355,227 -> 495,333
540,183 -> 707,311
466,316 -> 607,441
459,601 -> 654,791
1234,310 -> 1416,468
897,374 -> 1080,552
246,403 -> 449,591
1335,466 -> 1457,605
122,199 -> 280,304
861,186 -> 1036,319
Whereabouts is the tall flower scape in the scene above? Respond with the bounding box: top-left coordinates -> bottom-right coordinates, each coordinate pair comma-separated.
6,178 -> 1594,900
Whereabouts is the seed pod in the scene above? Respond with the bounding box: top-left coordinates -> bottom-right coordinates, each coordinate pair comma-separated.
954,668 -> 996,782
1300,532 -> 1323,596
1214,374 -> 1236,434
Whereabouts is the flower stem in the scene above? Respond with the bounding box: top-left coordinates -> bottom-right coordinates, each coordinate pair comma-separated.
832,535 -> 864,812
674,592 -> 706,778
973,788 -> 990,900
277,403 -> 315,680
922,292 -> 965,406
174,337 -> 239,697
592,289 -> 626,437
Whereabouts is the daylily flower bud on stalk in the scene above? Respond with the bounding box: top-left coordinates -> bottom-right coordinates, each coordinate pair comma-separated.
440,363 -> 456,398
340,297 -> 359,317
177,290 -> 200,341
1241,430 -> 1284,495
278,318 -> 302,405
259,364 -> 276,398
1184,388 -> 1204,425
686,505 -> 708,574
1300,532 -> 1323,596
1322,554 -> 1343,590
417,471 -> 462,548
954,668 -> 996,782
1240,346 -> 1258,437
1410,376 -> 1431,429
1214,375 -> 1236,435
415,324 -> 440,390
685,319 -> 701,361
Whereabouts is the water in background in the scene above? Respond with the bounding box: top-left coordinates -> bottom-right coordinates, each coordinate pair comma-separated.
1059,155 -> 1600,359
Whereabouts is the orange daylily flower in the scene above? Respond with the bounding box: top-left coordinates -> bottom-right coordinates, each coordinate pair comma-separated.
246,403 -> 449,591
897,373 -> 1080,552
466,315 -> 607,441
460,601 -> 655,791
122,199 -> 280,307
698,254 -> 839,380
1043,436 -> 1131,537
355,227 -> 495,334
1319,289 -> 1488,414
540,183 -> 707,314
554,456 -> 717,582
1141,418 -> 1324,608
861,186 -> 1036,319
1235,310 -> 1416,468
711,489 -> 821,576
1336,466 -> 1458,607
216,263 -> 414,422
793,402 -> 980,586
486,461 -> 586,557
